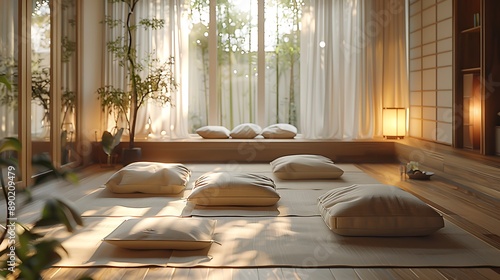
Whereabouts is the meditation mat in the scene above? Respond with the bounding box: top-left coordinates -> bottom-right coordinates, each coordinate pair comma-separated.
48,217 -> 172,267
72,171 -> 384,218
167,216 -> 500,268
75,188 -> 188,217
48,216 -> 500,268
184,163 -> 364,173
185,163 -> 273,173
271,172 -> 380,190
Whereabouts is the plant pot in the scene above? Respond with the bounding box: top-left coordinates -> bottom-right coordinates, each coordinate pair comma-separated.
122,147 -> 142,166
100,153 -> 118,168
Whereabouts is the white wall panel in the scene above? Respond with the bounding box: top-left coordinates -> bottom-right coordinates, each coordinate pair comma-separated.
437,66 -> 453,90
437,18 -> 452,40
407,0 -> 453,145
423,91 -> 437,106
437,0 -> 452,21
437,90 -> 452,106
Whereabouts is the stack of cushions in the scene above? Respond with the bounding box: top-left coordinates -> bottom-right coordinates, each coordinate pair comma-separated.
317,184 -> 445,236
103,217 -> 216,250
187,172 -> 280,206
195,123 -> 297,139
105,162 -> 191,194
270,154 -> 344,179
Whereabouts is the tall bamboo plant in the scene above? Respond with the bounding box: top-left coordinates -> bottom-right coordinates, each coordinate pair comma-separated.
98,0 -> 176,149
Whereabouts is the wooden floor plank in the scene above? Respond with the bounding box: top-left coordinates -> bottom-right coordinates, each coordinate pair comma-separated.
143,267 -> 175,280
221,268 -> 259,280
405,268 -> 448,280
390,268 -> 425,280
329,268 -> 361,279
42,267 -> 98,280
170,268 -> 210,279
354,268 -> 402,280
438,268 -> 495,280
281,268 -> 335,280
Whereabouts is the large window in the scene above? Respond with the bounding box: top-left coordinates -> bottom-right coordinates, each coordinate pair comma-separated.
103,0 -> 406,140
187,0 -> 303,132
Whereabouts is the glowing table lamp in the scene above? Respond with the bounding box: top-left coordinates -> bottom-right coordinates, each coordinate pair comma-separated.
383,108 -> 406,139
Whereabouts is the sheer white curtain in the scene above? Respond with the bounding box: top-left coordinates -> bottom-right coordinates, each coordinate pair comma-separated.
0,0 -> 18,138
300,0 -> 408,139
103,0 -> 189,140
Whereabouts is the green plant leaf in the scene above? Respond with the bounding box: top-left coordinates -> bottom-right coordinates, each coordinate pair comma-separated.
31,153 -> 78,185
102,128 -> 123,156
0,74 -> 12,91
101,131 -> 114,155
0,137 -> 21,153
34,198 -> 60,227
62,171 -> 80,185
0,157 -> 19,171
112,127 -> 124,150
55,197 -> 84,227
18,239 -> 67,280
34,197 -> 83,232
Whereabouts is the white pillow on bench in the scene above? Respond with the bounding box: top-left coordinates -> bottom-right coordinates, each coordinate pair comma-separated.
230,123 -> 262,139
261,123 -> 297,139
196,126 -> 231,139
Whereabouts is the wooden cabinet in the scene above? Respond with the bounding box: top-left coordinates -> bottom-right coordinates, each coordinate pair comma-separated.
496,126 -> 500,155
454,0 -> 500,155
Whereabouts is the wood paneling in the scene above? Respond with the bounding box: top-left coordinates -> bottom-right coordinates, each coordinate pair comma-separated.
94,139 -> 397,164
395,138 -> 500,200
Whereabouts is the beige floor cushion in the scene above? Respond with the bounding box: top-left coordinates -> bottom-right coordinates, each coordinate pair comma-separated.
270,154 -> 344,179
187,172 -> 280,206
318,184 -> 444,236
105,162 -> 191,194
103,217 -> 216,250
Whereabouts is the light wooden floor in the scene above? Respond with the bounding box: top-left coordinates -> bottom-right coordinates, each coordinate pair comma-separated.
8,163 -> 500,279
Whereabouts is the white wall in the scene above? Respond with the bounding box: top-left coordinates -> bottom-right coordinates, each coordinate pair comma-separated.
408,0 -> 453,145
80,0 -> 104,164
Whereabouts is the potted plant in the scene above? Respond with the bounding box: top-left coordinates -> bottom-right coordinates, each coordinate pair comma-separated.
0,137 -> 88,280
405,161 -> 434,180
101,127 -> 124,167
97,0 -> 177,165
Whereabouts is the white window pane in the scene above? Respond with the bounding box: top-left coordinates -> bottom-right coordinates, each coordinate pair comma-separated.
264,0 -> 302,129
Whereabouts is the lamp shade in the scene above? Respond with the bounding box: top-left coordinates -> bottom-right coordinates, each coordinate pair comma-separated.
383,108 -> 406,139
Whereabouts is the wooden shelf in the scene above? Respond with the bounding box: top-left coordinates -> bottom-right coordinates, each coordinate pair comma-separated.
461,67 -> 481,73
454,0 -> 500,155
461,26 -> 481,33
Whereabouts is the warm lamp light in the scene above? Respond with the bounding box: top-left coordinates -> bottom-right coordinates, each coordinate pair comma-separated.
383,108 -> 406,139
